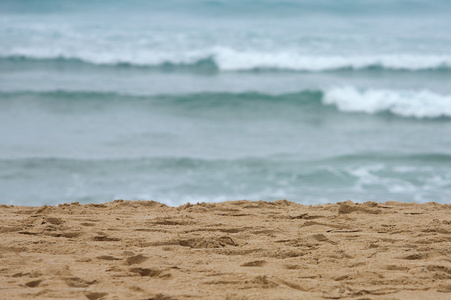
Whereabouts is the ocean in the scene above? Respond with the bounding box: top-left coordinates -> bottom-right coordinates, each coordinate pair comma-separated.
1,0 -> 451,206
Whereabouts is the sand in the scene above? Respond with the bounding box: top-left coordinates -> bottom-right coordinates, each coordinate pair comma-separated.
0,200 -> 450,300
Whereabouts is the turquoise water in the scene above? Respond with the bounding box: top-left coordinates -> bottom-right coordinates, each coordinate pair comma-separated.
1,0 -> 451,205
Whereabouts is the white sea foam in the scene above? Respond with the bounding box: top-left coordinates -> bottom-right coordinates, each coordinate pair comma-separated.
349,164 -> 419,195
323,87 -> 451,118
213,47 -> 451,71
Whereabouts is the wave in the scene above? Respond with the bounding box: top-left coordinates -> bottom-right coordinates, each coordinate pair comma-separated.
3,152 -> 451,206
2,87 -> 451,119
3,49 -> 451,72
2,152 -> 451,170
318,152 -> 451,164
212,49 -> 451,72
0,89 -> 323,105
323,87 -> 451,118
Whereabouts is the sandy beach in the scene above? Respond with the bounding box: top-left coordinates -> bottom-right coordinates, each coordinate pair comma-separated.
0,200 -> 450,299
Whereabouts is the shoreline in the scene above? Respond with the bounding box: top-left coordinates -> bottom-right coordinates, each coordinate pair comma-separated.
1,200 -> 450,299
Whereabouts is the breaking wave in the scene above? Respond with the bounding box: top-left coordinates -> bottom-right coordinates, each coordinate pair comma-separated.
3,49 -> 451,72
323,87 -> 451,118
2,87 -> 451,119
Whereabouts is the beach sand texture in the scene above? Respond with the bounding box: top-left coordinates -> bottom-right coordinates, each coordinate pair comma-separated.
0,200 -> 450,299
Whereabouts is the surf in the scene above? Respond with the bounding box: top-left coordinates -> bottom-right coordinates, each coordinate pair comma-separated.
3,52 -> 451,72
2,87 -> 451,119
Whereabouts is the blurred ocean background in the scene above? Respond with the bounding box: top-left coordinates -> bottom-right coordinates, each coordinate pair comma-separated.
1,0 -> 451,206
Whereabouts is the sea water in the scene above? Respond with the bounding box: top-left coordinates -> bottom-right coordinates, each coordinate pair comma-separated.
1,0 -> 451,206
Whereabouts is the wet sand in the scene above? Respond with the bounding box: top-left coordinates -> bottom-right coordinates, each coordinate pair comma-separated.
0,200 -> 450,299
